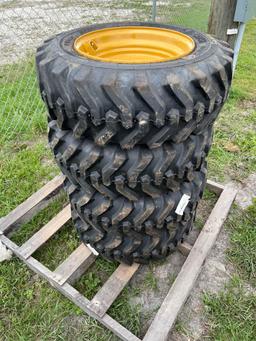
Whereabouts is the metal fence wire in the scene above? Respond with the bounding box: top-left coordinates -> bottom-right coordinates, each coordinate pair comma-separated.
0,0 -> 211,141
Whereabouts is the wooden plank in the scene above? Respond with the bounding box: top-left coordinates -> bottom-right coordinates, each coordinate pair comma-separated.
206,179 -> 225,195
0,235 -> 141,341
19,205 -> 71,259
89,263 -> 140,318
208,0 -> 238,48
54,243 -> 96,285
143,185 -> 237,341
0,175 -> 64,235
177,242 -> 193,257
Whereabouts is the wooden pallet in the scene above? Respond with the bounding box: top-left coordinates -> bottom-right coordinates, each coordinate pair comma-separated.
0,175 -> 237,341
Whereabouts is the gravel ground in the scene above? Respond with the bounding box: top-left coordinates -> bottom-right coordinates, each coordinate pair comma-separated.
0,0 -> 209,65
0,0 -> 149,65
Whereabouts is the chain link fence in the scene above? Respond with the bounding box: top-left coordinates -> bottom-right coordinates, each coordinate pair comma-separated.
0,0 -> 211,141
155,0 -> 211,31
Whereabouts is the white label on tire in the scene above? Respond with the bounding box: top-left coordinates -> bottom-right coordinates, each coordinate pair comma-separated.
175,194 -> 190,216
86,243 -> 99,256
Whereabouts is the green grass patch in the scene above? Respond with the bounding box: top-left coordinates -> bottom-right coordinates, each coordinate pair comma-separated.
11,193 -> 67,246
202,188 -> 217,201
165,0 -> 211,32
75,258 -> 117,300
109,287 -> 141,337
203,199 -> 256,340
74,257 -> 142,336
159,0 -> 211,31
194,189 -> 218,230
0,58 -> 46,143
1,193 -> 117,340
0,139 -> 57,217
0,194 -> 141,340
144,271 -> 158,291
10,193 -> 81,271
207,20 -> 256,182
204,277 -> 256,341
208,95 -> 256,182
0,258 -> 115,341
229,21 -> 256,106
226,200 -> 256,287
34,220 -> 80,271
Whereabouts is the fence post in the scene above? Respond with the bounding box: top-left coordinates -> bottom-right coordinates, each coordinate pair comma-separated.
152,0 -> 157,22
208,0 -> 239,48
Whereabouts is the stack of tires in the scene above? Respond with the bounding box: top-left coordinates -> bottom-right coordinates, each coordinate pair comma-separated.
36,22 -> 233,265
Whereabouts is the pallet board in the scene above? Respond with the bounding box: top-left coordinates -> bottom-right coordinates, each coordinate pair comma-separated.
0,176 -> 237,341
143,185 -> 237,341
19,204 -> 71,259
0,175 -> 64,235
54,243 -> 96,285
89,262 -> 140,318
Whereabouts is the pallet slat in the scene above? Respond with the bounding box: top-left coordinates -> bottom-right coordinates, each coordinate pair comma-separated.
143,185 -> 237,341
0,175 -> 235,341
18,205 -> 71,259
89,263 -> 140,317
206,179 -> 224,195
177,241 -> 193,257
0,176 -> 222,235
0,175 -> 64,234
54,243 -> 96,285
0,235 -> 141,341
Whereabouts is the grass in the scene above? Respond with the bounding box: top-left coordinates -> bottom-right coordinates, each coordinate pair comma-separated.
0,58 -> 46,143
203,152 -> 256,340
0,139 -> 58,217
0,178 -> 217,341
159,0 -> 212,31
0,193 -> 141,340
204,277 -> 256,341
0,8 -> 255,341
144,271 -> 158,291
0,258 -> 116,341
11,194 -> 67,246
226,201 -> 256,286
208,108 -> 256,181
207,20 -> 256,181
228,21 -> 256,106
193,20 -> 256,341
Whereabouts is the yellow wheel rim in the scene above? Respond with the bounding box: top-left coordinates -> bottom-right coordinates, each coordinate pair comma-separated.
74,26 -> 195,64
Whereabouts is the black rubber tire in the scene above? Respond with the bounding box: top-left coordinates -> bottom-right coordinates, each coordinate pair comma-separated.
64,163 -> 207,265
48,120 -> 212,200
36,22 -> 233,264
36,22 -> 233,150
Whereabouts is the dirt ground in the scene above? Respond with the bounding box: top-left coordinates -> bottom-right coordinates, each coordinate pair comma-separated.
128,176 -> 256,340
